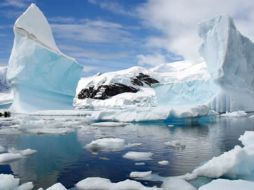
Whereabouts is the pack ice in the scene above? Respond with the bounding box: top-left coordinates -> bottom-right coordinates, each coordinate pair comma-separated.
74,15 -> 254,120
7,4 -> 82,112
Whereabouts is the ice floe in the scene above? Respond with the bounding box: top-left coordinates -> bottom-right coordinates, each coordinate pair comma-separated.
123,151 -> 153,161
0,174 -> 33,190
129,171 -> 152,179
46,183 -> 67,190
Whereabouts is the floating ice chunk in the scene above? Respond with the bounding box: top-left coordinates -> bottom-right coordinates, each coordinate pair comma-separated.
164,141 -> 186,149
123,151 -> 153,161
162,177 -> 196,190
189,131 -> 254,179
46,183 -> 67,190
239,131 -> 254,147
220,111 -> 247,117
85,138 -> 126,153
18,182 -> 34,190
129,171 -> 152,179
0,174 -> 33,190
135,162 -> 146,166
126,143 -> 142,148
158,160 -> 169,165
0,153 -> 23,162
26,127 -> 74,135
8,148 -> 37,156
198,179 -> 254,190
0,146 -> 5,153
76,177 -> 112,190
75,177 -> 161,190
91,122 -> 127,127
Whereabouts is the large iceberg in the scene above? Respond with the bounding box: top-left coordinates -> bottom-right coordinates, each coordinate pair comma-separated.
74,15 -> 254,120
7,4 -> 82,112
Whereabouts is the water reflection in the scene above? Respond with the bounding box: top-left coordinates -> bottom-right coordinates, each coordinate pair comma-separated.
0,116 -> 253,188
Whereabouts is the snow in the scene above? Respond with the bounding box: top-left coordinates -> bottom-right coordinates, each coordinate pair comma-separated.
129,171 -> 152,179
0,174 -> 33,190
123,151 -> 153,161
158,160 -> 169,165
85,138 -> 126,153
220,111 -> 247,117
7,3 -> 82,113
188,131 -> 254,179
75,177 -> 161,190
199,179 -> 254,190
46,183 -> 67,190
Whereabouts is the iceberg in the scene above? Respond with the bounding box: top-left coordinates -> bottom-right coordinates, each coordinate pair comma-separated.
74,15 -> 254,120
7,4 -> 82,112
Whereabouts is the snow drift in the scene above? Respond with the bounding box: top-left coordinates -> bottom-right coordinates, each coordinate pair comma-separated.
7,4 -> 82,112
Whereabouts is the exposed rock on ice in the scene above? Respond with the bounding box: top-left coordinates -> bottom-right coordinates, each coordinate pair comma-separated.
7,3 -> 82,112
0,174 -> 33,190
123,151 -> 153,161
198,179 -> 254,190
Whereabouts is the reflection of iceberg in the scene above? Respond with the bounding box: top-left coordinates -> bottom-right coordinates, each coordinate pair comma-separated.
7,4 -> 82,113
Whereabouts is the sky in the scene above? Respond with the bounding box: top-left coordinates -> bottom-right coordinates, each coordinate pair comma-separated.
1,0 -> 254,75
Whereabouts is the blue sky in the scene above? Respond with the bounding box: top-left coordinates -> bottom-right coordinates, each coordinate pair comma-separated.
0,0 -> 254,75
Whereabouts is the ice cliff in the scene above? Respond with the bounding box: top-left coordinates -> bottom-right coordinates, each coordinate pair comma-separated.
200,15 -> 254,112
7,4 -> 82,112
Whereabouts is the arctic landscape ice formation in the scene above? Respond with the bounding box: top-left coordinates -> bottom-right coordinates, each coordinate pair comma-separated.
1,4 -> 253,121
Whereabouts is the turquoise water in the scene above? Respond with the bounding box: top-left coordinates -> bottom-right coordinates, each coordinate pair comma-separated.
0,115 -> 253,189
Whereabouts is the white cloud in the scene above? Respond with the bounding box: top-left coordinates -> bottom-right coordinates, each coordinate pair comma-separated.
137,53 -> 167,66
88,0 -> 134,16
138,0 -> 254,60
51,19 -> 132,44
0,0 -> 32,8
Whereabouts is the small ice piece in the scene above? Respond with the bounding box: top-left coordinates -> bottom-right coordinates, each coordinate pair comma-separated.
135,162 -> 146,166
75,177 -> 160,190
8,148 -> 37,156
76,177 -> 112,190
199,179 -> 254,190
126,143 -> 142,148
220,111 -> 247,117
0,174 -> 33,190
162,177 -> 196,190
123,151 -> 153,161
0,146 -> 5,153
249,115 -> 254,118
46,183 -> 67,190
158,160 -> 169,165
129,171 -> 152,179
167,124 -> 174,127
26,127 -> 74,135
0,153 -> 23,162
85,138 -> 125,153
239,131 -> 254,147
91,122 -> 127,127
164,140 -> 186,149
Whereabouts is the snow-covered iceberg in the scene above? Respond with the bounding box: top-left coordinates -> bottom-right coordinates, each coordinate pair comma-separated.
7,4 -> 82,112
74,15 -> 254,120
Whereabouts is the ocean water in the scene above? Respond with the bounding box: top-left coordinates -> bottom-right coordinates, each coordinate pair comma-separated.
0,115 -> 253,189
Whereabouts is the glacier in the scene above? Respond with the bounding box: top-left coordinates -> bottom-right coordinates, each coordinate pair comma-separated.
7,4 -> 82,112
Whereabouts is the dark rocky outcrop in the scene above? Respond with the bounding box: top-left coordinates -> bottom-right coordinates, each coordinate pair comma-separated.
131,73 -> 159,86
78,83 -> 138,100
78,73 -> 159,100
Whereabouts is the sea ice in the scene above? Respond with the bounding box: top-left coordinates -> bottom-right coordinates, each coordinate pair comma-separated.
0,153 -> 23,162
162,177 -> 196,190
129,171 -> 152,179
220,111 -> 247,117
123,151 -> 153,161
46,183 -> 67,190
158,160 -> 169,165
85,138 -> 126,153
0,174 -> 33,190
198,179 -> 254,190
